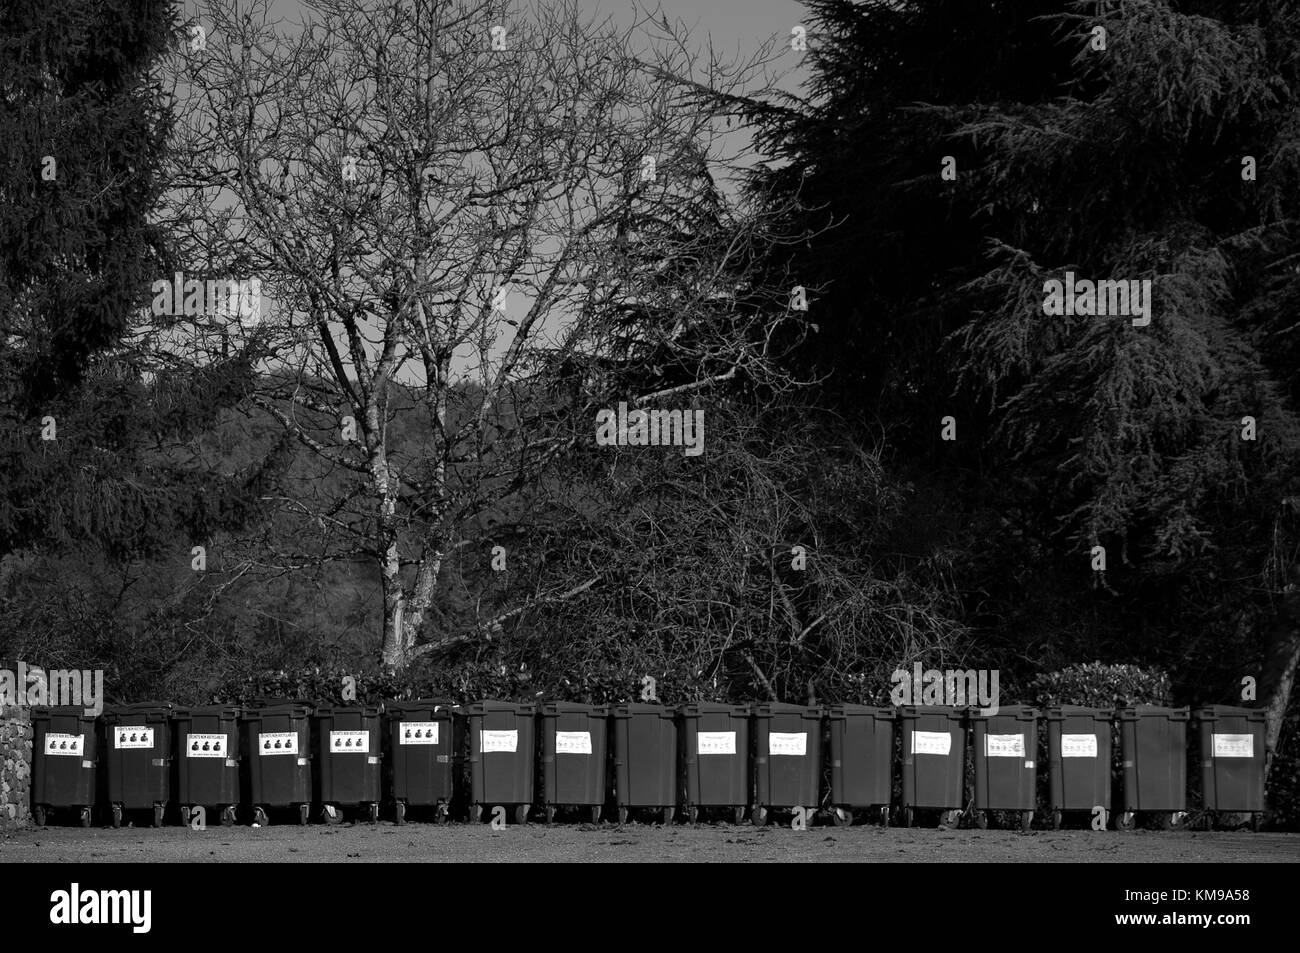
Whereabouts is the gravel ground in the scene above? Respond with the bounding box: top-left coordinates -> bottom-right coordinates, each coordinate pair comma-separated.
2,822 -> 1297,863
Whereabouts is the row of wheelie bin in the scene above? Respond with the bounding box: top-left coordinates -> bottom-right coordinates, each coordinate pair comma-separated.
29,700 -> 1267,830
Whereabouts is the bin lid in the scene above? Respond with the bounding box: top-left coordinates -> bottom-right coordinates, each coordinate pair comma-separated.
678,702 -> 749,716
967,705 -> 1038,721
312,704 -> 381,717
827,704 -> 895,719
171,704 -> 244,719
104,701 -> 173,716
242,700 -> 314,717
541,701 -> 609,715
1044,706 -> 1114,718
1192,705 -> 1265,722
385,698 -> 458,715
30,705 -> 97,720
752,702 -> 823,717
612,703 -> 673,717
898,705 -> 967,718
466,700 -> 535,714
1117,705 -> 1190,720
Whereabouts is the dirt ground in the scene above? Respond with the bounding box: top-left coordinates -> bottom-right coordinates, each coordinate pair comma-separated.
3,821 -> 1297,863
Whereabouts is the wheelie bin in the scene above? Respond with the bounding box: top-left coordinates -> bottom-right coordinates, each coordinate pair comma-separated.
30,706 -> 96,827
540,702 -> 609,824
102,701 -> 173,828
313,704 -> 381,824
970,705 -> 1037,830
1117,706 -> 1189,830
898,705 -> 966,827
173,704 -> 242,827
467,700 -> 535,824
612,703 -> 677,824
385,699 -> 460,824
240,700 -> 313,825
751,702 -> 822,826
827,704 -> 894,826
679,702 -> 750,824
1194,706 -> 1266,831
1045,706 -> 1113,830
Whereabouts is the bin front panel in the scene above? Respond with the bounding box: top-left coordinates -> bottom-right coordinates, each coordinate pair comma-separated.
470,704 -> 535,805
105,708 -> 172,809
900,707 -> 966,810
614,706 -> 677,808
1046,708 -> 1112,811
543,705 -> 608,806
244,709 -> 313,807
682,706 -> 749,807
174,708 -> 241,806
1196,708 -> 1265,812
754,705 -> 821,808
32,709 -> 96,808
1121,708 -> 1188,812
315,709 -> 381,804
828,706 -> 893,807
972,708 -> 1037,811
388,705 -> 457,805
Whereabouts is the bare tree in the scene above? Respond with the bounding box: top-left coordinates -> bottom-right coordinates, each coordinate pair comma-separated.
162,0 -> 801,670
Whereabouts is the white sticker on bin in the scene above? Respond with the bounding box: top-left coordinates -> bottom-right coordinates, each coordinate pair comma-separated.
1212,733 -> 1254,758
329,730 -> 369,753
114,726 -> 154,749
45,733 -> 84,756
481,729 -> 518,753
985,733 -> 1025,758
697,731 -> 736,755
186,733 -> 228,758
555,730 -> 592,754
911,730 -> 951,756
258,731 -> 298,755
768,732 -> 807,756
399,722 -> 439,745
1061,734 -> 1098,758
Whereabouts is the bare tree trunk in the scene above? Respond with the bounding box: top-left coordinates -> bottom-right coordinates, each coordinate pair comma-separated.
1260,564 -> 1300,777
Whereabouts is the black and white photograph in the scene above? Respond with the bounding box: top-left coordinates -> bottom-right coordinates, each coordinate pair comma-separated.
1,0 -> 1295,934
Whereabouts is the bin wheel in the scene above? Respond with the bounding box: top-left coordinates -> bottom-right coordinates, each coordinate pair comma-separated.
298,803 -> 309,826
940,809 -> 961,829
368,803 -> 379,825
590,805 -> 602,825
617,806 -> 630,825
253,806 -> 269,826
900,807 -> 913,828
880,805 -> 890,827
221,806 -> 236,827
1051,809 -> 1063,831
972,810 -> 988,830
395,801 -> 407,825
471,803 -> 483,824
1019,810 -> 1033,832
751,805 -> 768,827
662,806 -> 674,826
1116,811 -> 1135,832
153,804 -> 165,828
322,805 -> 342,825
1251,812 -> 1262,833
687,806 -> 699,825
1161,811 -> 1187,832
180,806 -> 191,827
514,804 -> 530,825
544,805 -> 557,825
732,806 -> 746,826
33,806 -> 46,827
80,807 -> 92,828
111,804 -> 122,829
436,802 -> 449,825
831,807 -> 851,827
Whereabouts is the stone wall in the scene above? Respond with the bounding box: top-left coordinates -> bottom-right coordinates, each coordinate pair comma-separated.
0,704 -> 32,825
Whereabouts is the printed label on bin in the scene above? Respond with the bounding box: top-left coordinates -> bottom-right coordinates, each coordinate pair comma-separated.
257,731 -> 298,755
399,722 -> 439,745
329,730 -> 369,753
44,733 -> 84,756
555,730 -> 592,754
697,731 -> 736,755
768,732 -> 807,756
481,729 -> 518,753
911,730 -> 951,756
985,733 -> 1025,758
1212,733 -> 1254,758
1061,734 -> 1098,758
113,726 -> 154,749
186,733 -> 228,758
